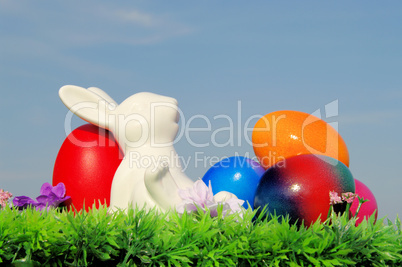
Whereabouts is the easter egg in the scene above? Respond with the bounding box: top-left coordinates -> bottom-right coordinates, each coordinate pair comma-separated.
202,156 -> 265,208
53,124 -> 123,212
254,154 -> 355,226
252,110 -> 349,170
350,179 -> 378,225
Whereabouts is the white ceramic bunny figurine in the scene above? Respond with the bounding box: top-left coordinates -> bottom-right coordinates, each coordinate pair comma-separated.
59,85 -> 237,212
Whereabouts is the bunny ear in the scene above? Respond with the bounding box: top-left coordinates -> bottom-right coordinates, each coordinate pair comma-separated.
87,87 -> 118,107
59,85 -> 113,129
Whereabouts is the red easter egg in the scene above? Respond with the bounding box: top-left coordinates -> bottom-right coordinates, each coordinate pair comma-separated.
350,179 -> 378,225
53,124 -> 123,212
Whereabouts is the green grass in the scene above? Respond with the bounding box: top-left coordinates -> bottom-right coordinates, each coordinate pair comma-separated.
0,205 -> 401,266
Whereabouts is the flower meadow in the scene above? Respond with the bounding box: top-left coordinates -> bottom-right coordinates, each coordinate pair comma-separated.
0,186 -> 402,266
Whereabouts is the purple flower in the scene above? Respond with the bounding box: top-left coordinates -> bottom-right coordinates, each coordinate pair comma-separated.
177,180 -> 244,218
177,180 -> 215,213
13,182 -> 70,211
38,183 -> 70,208
13,196 -> 37,209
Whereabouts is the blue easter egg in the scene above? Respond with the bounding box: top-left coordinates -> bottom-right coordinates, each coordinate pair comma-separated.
202,156 -> 265,208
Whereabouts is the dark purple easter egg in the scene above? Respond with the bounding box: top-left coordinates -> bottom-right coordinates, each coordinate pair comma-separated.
254,154 -> 355,226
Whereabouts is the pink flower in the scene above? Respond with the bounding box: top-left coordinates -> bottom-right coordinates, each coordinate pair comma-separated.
177,180 -> 244,217
0,189 -> 13,208
341,192 -> 356,204
329,191 -> 342,205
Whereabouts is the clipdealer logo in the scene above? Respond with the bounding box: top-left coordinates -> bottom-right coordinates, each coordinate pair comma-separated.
63,99 -> 341,169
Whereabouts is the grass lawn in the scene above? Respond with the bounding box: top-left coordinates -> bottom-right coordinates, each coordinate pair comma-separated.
0,205 -> 401,266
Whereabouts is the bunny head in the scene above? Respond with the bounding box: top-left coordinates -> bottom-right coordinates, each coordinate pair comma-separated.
59,85 -> 181,153
114,92 -> 180,149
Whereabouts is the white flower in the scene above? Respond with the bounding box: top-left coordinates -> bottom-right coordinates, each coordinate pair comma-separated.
176,179 -> 245,218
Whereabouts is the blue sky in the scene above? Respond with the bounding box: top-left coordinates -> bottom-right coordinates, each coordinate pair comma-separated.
1,1 -> 401,221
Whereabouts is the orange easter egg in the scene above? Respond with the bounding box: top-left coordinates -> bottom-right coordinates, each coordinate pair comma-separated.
252,110 -> 349,169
